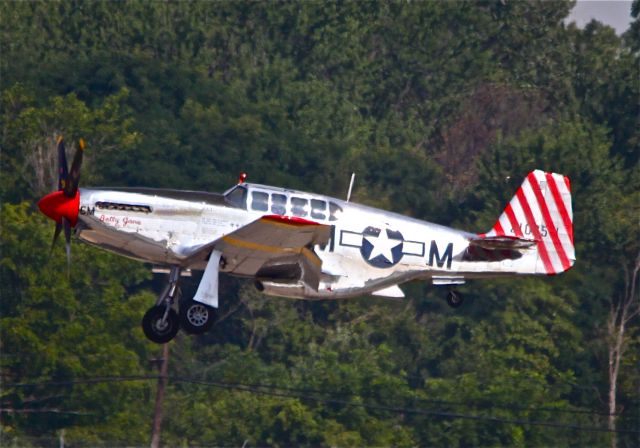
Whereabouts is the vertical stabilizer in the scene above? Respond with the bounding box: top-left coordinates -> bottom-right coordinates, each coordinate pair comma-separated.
481,170 -> 575,275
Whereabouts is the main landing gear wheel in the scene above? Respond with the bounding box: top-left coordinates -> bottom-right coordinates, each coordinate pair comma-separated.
446,290 -> 464,308
179,299 -> 216,334
142,306 -> 179,343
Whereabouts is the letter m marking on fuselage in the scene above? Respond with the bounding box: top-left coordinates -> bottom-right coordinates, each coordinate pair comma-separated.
428,241 -> 453,269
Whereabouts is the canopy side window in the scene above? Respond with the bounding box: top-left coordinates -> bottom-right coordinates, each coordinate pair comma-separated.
251,191 -> 269,212
310,199 -> 327,220
271,193 -> 287,215
291,197 -> 309,217
224,185 -> 248,209
329,202 -> 342,221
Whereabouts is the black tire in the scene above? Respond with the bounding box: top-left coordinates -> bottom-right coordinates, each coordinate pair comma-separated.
446,290 -> 464,308
142,306 -> 179,343
179,299 -> 216,334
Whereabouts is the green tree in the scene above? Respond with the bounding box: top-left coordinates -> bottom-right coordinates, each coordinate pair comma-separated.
0,204 -> 154,445
2,1 -> 638,445
1,84 -> 139,202
469,118 -> 639,446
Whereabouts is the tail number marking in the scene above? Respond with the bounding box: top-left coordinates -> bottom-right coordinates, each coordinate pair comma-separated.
510,223 -> 558,238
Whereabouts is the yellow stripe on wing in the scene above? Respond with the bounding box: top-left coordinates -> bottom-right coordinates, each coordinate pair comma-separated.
222,235 -> 289,254
221,236 -> 322,268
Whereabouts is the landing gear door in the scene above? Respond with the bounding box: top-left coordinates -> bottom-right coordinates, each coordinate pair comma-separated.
193,250 -> 222,308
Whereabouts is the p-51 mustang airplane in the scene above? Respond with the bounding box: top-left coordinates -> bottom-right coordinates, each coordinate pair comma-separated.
39,138 -> 575,343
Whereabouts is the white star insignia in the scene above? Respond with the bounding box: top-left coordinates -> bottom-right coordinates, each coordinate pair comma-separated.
365,229 -> 402,263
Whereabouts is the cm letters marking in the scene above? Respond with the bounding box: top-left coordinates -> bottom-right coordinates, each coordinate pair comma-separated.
80,206 -> 95,216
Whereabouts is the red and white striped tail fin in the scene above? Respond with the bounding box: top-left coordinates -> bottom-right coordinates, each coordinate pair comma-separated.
483,170 -> 575,275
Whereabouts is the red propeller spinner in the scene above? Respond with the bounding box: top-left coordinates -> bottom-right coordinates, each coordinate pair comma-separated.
38,189 -> 80,226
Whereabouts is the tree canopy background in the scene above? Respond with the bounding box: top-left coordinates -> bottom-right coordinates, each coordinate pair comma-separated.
1,1 -> 638,446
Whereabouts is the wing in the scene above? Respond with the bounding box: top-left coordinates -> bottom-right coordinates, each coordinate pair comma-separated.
214,215 -> 331,291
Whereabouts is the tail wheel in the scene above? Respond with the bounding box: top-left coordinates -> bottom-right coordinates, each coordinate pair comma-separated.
446,290 -> 464,308
142,306 -> 179,343
179,299 -> 216,334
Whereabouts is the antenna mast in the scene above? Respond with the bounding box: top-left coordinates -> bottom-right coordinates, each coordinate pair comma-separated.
346,173 -> 356,202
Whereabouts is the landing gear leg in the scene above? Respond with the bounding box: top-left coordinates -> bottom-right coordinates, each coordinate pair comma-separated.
142,266 -> 181,344
446,290 -> 464,308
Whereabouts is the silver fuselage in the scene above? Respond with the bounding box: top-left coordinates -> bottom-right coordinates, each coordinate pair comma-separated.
76,183 -> 540,299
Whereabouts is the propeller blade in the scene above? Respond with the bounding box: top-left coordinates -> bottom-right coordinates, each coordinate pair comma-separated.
50,221 -> 63,256
57,136 -> 69,191
63,217 -> 72,275
64,138 -> 85,198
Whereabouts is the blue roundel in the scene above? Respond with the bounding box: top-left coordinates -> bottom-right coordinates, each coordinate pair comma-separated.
360,227 -> 404,268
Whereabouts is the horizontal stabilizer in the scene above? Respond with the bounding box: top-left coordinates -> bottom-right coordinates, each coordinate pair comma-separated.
432,276 -> 466,285
470,235 -> 537,250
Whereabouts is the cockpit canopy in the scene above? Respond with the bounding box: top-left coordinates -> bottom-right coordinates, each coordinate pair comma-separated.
224,184 -> 342,222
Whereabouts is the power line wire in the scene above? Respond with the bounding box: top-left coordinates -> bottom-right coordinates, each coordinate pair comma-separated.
3,375 -> 619,417
3,375 -> 638,435
177,376 -> 618,417
171,376 -> 640,435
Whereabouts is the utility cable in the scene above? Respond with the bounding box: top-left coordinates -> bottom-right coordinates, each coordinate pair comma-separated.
4,375 -> 618,417
3,375 -> 638,435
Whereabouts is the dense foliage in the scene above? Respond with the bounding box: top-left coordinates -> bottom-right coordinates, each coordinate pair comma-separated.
1,1 -> 638,446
